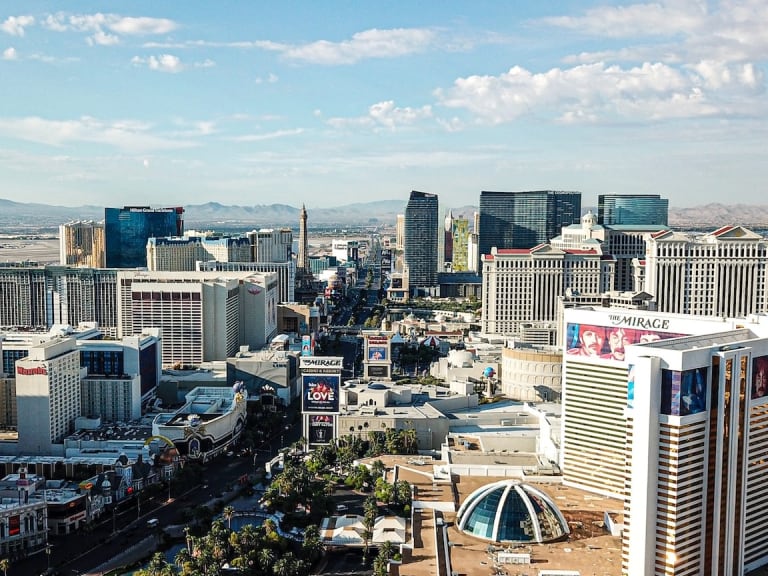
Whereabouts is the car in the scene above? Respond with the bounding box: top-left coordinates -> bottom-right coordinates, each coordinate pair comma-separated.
147,518 -> 159,528
337,504 -> 348,512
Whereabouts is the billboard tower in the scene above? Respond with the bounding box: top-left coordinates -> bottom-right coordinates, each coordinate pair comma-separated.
301,356 -> 343,448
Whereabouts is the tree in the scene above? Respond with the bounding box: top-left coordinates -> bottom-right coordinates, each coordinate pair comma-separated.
0,559 -> 8,576
302,524 -> 325,564
222,505 -> 235,531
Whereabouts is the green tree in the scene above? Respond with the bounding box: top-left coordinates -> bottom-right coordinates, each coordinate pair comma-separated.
0,559 -> 9,576
302,524 -> 325,564
222,505 -> 235,531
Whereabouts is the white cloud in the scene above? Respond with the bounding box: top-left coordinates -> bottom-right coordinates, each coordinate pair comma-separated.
2,47 -> 17,60
541,1 -> 708,38
328,101 -> 433,130
0,116 -> 197,152
108,16 -> 177,35
254,73 -> 278,84
42,12 -> 178,46
132,54 -> 184,73
435,61 -> 722,124
232,128 -> 305,142
88,30 -> 120,46
194,59 -> 216,68
1,15 -> 34,37
259,27 -> 437,65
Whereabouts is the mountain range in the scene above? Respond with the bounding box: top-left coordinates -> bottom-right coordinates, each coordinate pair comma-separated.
1,198 -> 767,231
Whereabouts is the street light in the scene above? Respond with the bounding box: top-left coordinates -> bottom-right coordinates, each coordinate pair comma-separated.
45,543 -> 52,571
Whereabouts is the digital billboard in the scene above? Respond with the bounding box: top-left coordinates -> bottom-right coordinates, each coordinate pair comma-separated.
301,335 -> 312,357
661,367 -> 707,416
753,355 -> 768,399
367,365 -> 389,378
308,415 -> 334,445
368,346 -> 387,361
566,322 -> 685,361
302,374 -> 340,413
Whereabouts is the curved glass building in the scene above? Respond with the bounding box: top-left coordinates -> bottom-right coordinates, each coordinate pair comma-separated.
456,480 -> 569,543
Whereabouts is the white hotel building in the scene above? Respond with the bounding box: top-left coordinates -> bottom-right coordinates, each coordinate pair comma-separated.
15,337 -> 83,456
117,270 -> 278,367
562,306 -> 768,574
643,225 -> 768,318
481,245 -> 614,336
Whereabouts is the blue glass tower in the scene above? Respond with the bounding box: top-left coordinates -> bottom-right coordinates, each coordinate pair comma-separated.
404,190 -> 439,290
478,190 -> 581,259
104,206 -> 184,268
598,194 -> 669,226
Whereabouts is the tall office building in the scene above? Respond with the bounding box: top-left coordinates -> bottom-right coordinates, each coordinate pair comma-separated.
59,221 -> 105,267
104,206 -> 184,268
644,225 -> 768,318
404,191 -> 439,290
451,217 -> 470,272
443,210 -> 454,268
16,337 -> 81,455
478,191 -> 581,263
597,194 -> 668,226
246,228 -> 293,263
624,328 -> 768,574
395,214 -> 405,251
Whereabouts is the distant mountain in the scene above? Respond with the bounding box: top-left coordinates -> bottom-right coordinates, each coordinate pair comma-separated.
2,198 -> 768,231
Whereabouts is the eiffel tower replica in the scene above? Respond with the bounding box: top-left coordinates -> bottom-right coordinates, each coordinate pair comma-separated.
295,204 -> 320,303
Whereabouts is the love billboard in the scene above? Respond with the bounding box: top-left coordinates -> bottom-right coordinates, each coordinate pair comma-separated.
302,374 -> 340,413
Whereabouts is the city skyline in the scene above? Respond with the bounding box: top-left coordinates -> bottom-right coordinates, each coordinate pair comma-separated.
1,1 -> 766,209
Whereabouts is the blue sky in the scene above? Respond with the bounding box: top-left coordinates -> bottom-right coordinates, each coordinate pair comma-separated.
0,1 -> 766,210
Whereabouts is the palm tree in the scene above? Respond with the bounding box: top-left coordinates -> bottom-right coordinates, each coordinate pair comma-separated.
257,547 -> 276,573
222,505 -> 235,531
0,558 -> 9,576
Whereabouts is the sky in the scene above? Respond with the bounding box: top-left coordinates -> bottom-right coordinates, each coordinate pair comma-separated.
0,1 -> 766,211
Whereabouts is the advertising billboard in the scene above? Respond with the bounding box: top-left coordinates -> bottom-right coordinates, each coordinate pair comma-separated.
308,415 -> 334,445
661,367 -> 707,416
301,335 -> 312,357
300,356 -> 343,370
566,322 -> 685,361
302,374 -> 340,412
753,355 -> 768,399
367,365 -> 389,378
368,346 -> 387,361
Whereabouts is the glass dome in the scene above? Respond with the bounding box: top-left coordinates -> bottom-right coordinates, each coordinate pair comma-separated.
456,480 -> 569,543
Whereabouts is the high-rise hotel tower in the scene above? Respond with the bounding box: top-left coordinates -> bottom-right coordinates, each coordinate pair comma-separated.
562,306 -> 768,574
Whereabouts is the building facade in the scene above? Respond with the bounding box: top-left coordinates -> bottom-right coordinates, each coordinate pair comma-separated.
404,191 -> 439,291
451,217 -> 470,272
644,226 -> 768,318
481,245 -> 613,336
478,190 -> 581,263
104,206 -> 184,268
597,193 -> 668,226
16,338 -> 82,455
624,327 -> 768,574
246,228 -> 293,263
146,236 -> 251,272
59,221 -> 105,268
117,270 -> 278,367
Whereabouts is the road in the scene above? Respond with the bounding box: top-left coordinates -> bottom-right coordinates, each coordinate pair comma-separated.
9,404 -> 303,576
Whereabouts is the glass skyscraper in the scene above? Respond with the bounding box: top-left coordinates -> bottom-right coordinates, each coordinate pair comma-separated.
404,190 -> 439,290
597,194 -> 668,226
104,206 -> 184,268
478,190 -> 581,259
